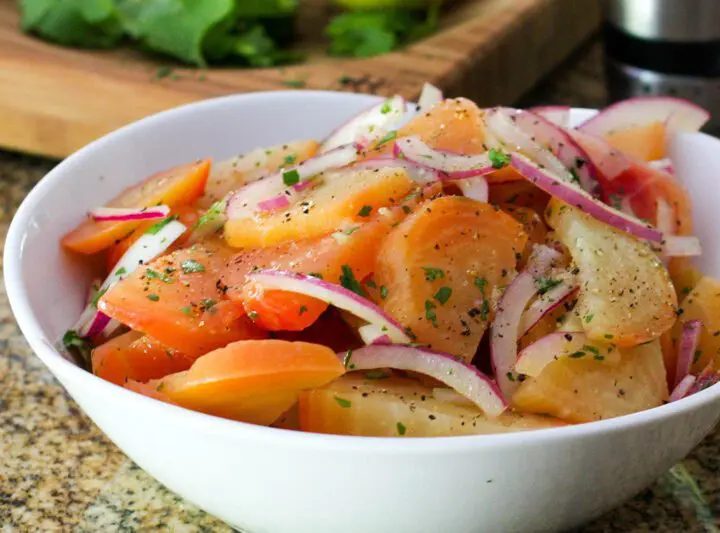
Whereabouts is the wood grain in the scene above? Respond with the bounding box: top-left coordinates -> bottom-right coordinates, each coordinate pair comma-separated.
0,0 -> 601,158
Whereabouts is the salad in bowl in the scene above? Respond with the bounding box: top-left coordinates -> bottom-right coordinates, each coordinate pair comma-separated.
59,84 -> 719,437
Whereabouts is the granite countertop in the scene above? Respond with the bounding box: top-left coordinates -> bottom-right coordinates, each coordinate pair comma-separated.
1,41 -> 719,532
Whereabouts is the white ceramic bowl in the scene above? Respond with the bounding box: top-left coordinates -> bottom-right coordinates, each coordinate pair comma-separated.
6,91 -> 720,533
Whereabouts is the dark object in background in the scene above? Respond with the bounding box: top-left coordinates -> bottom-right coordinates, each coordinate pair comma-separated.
604,0 -> 720,131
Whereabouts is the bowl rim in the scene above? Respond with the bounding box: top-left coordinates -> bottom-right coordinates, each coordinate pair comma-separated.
6,90 -> 720,452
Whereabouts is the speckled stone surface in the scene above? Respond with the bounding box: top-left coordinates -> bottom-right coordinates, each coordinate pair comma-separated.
1,40 -> 719,532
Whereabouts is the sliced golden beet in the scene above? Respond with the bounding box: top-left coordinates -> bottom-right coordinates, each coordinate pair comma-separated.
513,340 -> 668,423
300,374 -> 566,437
375,196 -> 527,361
546,199 -> 676,346
224,167 -> 414,248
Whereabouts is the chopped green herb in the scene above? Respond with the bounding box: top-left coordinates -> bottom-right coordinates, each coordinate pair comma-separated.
364,370 -> 389,380
376,130 -> 397,146
506,371 -> 516,382
474,277 -> 488,293
308,272 -> 323,279
343,349 -> 353,368
181,259 -> 205,274
488,148 -> 511,169
693,349 -> 703,364
434,286 -> 452,305
200,299 -> 216,311
569,350 -> 586,359
334,396 -> 352,408
145,215 -> 178,235
584,314 -> 594,324
402,205 -> 412,214
365,279 -> 377,289
180,306 -> 193,316
682,287 -> 692,295
145,268 -> 174,283
380,100 -> 393,114
282,153 -> 298,166
153,66 -> 175,80
536,277 -> 562,295
594,355 -> 605,361
425,300 -> 438,327
282,79 -> 305,88
147,293 -> 160,302
343,226 -> 360,235
480,300 -> 490,322
380,285 -> 389,299
91,287 -> 108,308
357,205 -> 373,217
298,305 -> 308,316
115,266 -> 127,276
396,421 -> 407,435
282,169 -> 300,187
248,310 -> 259,320
583,344 -> 600,356
340,265 -> 364,296
194,200 -> 226,230
422,266 -> 445,281
604,333 -> 614,340
569,168 -> 581,185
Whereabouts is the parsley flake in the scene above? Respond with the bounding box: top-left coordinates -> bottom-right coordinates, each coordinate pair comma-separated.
396,421 -> 407,435
425,300 -> 438,327
282,169 -> 300,187
334,396 -> 352,408
434,286 -> 452,305
364,370 -> 389,380
147,294 -> 160,302
340,265 -> 364,296
181,259 -> 205,274
146,268 -> 174,283
380,100 -> 393,114
115,266 -> 127,276
146,216 -> 178,235
299,305 -> 308,316
357,205 -> 373,217
376,130 -> 397,146
488,148 -> 511,169
91,287 -> 108,308
536,277 -> 562,295
282,153 -> 298,167
380,285 -> 389,299
422,266 -> 444,281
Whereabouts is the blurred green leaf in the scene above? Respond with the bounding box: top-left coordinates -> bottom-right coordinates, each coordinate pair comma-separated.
19,0 -> 123,48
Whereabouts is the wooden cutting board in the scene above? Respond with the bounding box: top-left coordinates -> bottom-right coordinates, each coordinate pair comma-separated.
0,0 -> 601,159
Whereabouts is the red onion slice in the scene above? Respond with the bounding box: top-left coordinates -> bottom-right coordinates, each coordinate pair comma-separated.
394,136 -> 494,178
569,129 -> 633,182
688,366 -> 720,396
515,331 -> 614,378
456,176 -> 489,202
655,198 -> 675,235
528,106 -> 570,128
491,245 -> 559,397
519,277 -> 579,336
675,320 -> 702,388
352,158 -> 442,185
417,83 -> 443,114
90,205 -> 170,222
504,108 -> 601,195
358,324 -> 392,345
510,152 -> 663,242
485,108 -> 570,180
344,345 -> 506,417
226,144 -> 357,219
576,96 -> 710,136
257,193 -> 291,212
648,158 -> 675,175
321,96 -> 407,153
669,374 -> 697,403
246,270 -> 411,343
77,219 -> 187,339
664,236 -> 702,257
491,271 -> 538,397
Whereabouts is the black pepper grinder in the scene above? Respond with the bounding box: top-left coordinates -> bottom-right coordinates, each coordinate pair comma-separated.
604,0 -> 720,131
